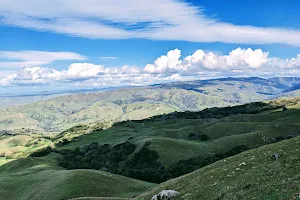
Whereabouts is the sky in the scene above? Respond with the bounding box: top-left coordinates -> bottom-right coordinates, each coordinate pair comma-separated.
1,0 -> 300,93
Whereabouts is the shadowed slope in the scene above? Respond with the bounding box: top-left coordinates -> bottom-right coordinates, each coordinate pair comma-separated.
135,136 -> 300,200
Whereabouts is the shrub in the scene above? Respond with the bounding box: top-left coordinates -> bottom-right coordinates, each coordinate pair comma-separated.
199,134 -> 210,141
188,133 -> 210,141
127,136 -> 134,141
56,139 -> 70,146
188,133 -> 198,139
144,141 -> 152,146
30,146 -> 52,157
276,136 -> 285,142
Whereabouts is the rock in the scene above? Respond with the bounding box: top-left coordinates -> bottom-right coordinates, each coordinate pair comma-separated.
271,153 -> 279,160
151,190 -> 180,200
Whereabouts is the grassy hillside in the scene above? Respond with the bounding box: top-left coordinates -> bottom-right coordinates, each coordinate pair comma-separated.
0,153 -> 155,200
135,135 -> 300,200
1,97 -> 300,199
2,98 -> 299,169
47,97 -> 300,184
59,98 -> 300,163
0,87 -> 226,133
1,77 -> 300,134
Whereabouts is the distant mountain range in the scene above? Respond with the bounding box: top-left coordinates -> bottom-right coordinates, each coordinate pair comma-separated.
1,77 -> 300,133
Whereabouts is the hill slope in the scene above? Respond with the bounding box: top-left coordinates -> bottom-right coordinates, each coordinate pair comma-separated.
47,97 -> 300,184
0,153 -> 155,200
59,97 -> 300,162
135,135 -> 300,200
1,97 -> 300,199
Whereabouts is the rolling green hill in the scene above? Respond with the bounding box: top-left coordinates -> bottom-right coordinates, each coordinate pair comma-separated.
135,135 -> 300,200
1,97 -> 300,199
0,153 -> 155,200
58,97 -> 300,162
1,77 -> 300,134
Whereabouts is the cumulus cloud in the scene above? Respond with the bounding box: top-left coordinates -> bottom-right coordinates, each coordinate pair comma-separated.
1,48 -> 300,88
1,0 -> 300,46
144,48 -> 271,73
144,49 -> 182,74
66,63 -> 105,78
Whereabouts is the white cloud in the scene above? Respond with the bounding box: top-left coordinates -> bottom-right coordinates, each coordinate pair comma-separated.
0,70 -> 15,78
144,49 -> 182,73
0,50 -> 86,68
99,57 -> 119,61
1,48 -> 300,88
225,48 -> 268,69
144,48 -> 271,73
66,63 -> 105,78
1,0 -> 300,46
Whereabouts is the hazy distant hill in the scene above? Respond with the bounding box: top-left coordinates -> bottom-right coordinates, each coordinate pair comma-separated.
1,77 -> 300,133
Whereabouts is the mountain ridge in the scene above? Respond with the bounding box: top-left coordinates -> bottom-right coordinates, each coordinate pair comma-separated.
1,77 -> 300,134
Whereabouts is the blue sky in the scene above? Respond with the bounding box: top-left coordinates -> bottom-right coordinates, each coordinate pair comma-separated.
1,0 -> 300,93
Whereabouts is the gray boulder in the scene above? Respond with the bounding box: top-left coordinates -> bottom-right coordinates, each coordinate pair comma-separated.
152,190 -> 180,200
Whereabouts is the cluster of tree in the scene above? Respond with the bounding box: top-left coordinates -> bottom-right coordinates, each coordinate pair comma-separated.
30,146 -> 52,157
275,135 -> 293,142
58,141 -> 250,183
188,133 -> 210,141
168,144 -> 249,178
59,141 -> 136,171
55,139 -> 71,147
112,101 -> 282,128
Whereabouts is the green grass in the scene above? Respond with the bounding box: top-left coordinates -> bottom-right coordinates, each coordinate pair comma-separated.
0,133 -> 54,161
1,97 -> 300,199
135,136 -> 300,200
58,103 -> 300,166
0,153 -> 155,200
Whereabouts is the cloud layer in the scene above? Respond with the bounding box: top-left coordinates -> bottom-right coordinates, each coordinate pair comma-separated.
1,48 -> 300,88
1,0 -> 300,46
0,50 -> 86,69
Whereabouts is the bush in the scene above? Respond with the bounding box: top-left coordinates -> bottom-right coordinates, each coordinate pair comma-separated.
56,139 -> 70,146
199,134 -> 210,141
188,133 -> 198,139
30,146 -> 52,157
276,136 -> 285,142
188,133 -> 210,141
127,136 -> 134,141
144,141 -> 152,146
